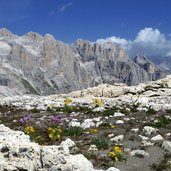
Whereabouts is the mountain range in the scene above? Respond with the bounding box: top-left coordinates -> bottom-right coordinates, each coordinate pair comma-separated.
0,28 -> 167,96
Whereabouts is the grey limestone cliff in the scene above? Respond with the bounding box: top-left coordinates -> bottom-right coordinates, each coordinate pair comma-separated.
0,28 -> 166,96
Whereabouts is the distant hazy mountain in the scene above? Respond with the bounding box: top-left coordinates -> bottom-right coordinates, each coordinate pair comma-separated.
145,55 -> 171,73
134,54 -> 166,80
0,28 -> 166,96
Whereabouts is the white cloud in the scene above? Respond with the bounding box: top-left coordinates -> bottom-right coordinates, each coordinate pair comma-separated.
96,27 -> 171,58
59,2 -> 73,12
135,28 -> 165,44
97,36 -> 129,46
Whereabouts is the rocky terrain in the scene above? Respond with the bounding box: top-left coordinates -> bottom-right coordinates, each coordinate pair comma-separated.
0,75 -> 171,171
0,28 -> 166,96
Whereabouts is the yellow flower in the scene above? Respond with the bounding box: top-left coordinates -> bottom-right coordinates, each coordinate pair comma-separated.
108,152 -> 116,157
111,125 -> 116,129
57,134 -> 61,139
48,127 -> 56,133
58,128 -> 62,133
115,157 -> 119,161
25,126 -> 35,134
89,129 -> 98,133
50,103 -> 54,108
30,127 -> 35,132
64,98 -> 72,105
114,146 -> 122,154
93,99 -> 104,107
48,133 -> 53,139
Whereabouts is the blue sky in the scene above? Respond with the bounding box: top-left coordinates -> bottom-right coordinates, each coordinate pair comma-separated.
1,0 -> 171,59
0,0 -> 171,43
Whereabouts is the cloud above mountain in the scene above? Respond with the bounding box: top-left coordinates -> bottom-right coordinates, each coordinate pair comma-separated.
96,28 -> 171,58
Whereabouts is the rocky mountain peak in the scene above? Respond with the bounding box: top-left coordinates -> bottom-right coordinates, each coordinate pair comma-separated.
134,54 -> 160,73
0,28 -> 13,37
134,54 -> 166,81
44,33 -> 56,41
134,54 -> 151,65
0,28 -> 167,96
74,39 -> 128,62
25,31 -> 43,42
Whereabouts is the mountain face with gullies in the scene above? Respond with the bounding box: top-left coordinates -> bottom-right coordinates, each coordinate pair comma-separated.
0,28 -> 166,96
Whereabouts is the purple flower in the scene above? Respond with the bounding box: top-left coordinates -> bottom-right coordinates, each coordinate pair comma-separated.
19,113 -> 31,124
156,109 -> 166,118
51,116 -> 62,123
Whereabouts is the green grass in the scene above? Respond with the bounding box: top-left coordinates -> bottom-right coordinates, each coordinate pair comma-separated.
146,108 -> 156,116
166,109 -> 171,114
101,106 -> 120,116
55,106 -> 93,114
63,127 -> 84,137
91,135 -> 109,149
153,117 -> 170,128
31,108 -> 40,113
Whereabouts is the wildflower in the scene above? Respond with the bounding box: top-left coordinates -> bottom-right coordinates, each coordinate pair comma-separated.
48,126 -> 62,141
64,98 -> 72,106
50,103 -> 55,108
58,128 -> 62,133
51,116 -> 62,123
108,151 -> 116,157
25,126 -> 35,134
48,127 -> 56,133
48,133 -> 53,139
57,134 -> 61,139
89,129 -> 98,133
114,146 -> 122,154
19,114 -> 31,124
93,99 -> 104,107
156,109 -> 166,117
107,146 -> 124,162
111,124 -> 116,129
115,157 -> 119,161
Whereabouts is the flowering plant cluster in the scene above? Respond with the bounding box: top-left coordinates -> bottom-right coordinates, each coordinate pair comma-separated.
64,98 -> 72,106
48,126 -> 62,141
89,129 -> 98,133
25,126 -> 35,134
108,146 -> 123,161
19,113 -> 31,124
93,99 -> 104,107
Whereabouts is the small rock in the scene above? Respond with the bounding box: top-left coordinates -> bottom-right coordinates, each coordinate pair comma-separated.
93,118 -> 101,122
69,121 -> 81,127
106,167 -> 120,171
162,141 -> 171,154
124,117 -> 130,121
139,135 -> 149,141
130,117 -> 135,120
113,112 -> 125,117
130,150 -> 149,158
166,133 -> 171,137
143,126 -> 158,135
151,134 -> 164,143
92,107 -> 105,112
131,128 -> 139,133
81,119 -> 95,129
110,135 -> 124,142
141,141 -> 154,147
108,133 -> 114,138
124,148 -> 131,153
116,120 -> 124,124
88,145 -> 98,152
96,121 -> 103,127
